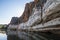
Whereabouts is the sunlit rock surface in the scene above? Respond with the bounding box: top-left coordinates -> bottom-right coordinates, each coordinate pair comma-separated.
18,8 -> 41,29
32,18 -> 60,29
43,0 -> 60,23
8,25 -> 18,29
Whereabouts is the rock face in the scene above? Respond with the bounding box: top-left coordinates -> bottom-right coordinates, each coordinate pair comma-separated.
19,2 -> 35,24
34,0 -> 47,6
42,0 -> 60,23
10,17 -> 18,25
10,0 -> 47,25
18,7 -> 41,29
31,0 -> 60,34
8,0 -> 60,34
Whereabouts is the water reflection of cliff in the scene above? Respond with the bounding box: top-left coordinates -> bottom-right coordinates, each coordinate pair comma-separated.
7,31 -> 60,40
7,35 -> 21,40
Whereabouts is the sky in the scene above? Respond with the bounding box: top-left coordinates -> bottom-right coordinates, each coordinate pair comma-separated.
0,0 -> 33,24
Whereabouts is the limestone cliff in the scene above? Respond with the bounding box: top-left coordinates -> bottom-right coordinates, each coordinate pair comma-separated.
8,0 -> 60,34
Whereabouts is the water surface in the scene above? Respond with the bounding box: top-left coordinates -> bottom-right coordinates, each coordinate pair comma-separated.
0,33 -> 7,40
7,31 -> 60,40
0,30 -> 60,40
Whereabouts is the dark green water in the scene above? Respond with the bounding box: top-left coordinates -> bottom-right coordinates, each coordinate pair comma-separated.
7,31 -> 60,40
0,31 -> 60,40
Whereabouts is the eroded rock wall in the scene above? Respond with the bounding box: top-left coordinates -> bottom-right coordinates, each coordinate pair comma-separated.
8,0 -> 60,33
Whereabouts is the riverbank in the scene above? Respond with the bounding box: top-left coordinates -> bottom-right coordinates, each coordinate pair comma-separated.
0,29 -> 7,34
0,31 -> 6,34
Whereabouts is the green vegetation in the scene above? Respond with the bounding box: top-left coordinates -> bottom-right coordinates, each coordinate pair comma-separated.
0,25 -> 3,29
0,25 -> 2,28
0,24 -> 7,29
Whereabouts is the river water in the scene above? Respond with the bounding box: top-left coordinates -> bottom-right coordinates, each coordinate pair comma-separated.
0,33 -> 7,40
0,31 -> 60,40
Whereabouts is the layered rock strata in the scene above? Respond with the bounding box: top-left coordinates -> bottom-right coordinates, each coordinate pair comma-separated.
8,0 -> 60,34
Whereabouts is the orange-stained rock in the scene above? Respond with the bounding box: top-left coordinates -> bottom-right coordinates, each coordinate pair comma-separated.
34,0 -> 39,4
34,0 -> 46,8
19,2 -> 35,23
